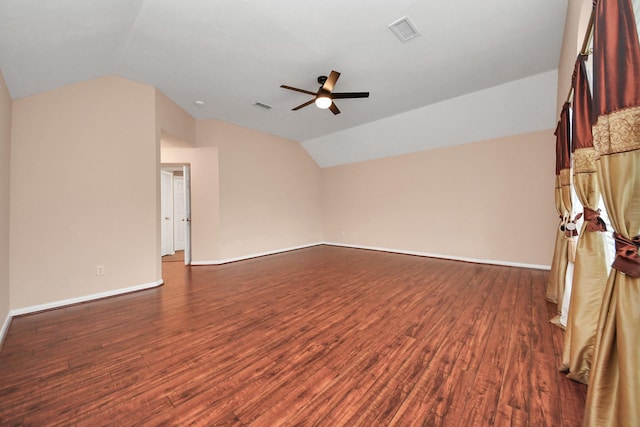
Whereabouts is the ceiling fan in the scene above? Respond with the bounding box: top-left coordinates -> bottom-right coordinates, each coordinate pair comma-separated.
280,70 -> 369,115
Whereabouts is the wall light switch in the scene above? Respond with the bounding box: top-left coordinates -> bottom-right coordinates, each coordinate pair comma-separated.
96,265 -> 105,276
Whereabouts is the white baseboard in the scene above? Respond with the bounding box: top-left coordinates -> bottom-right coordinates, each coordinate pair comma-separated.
0,311 -> 11,349
8,279 -> 164,318
0,279 -> 162,350
190,242 -> 324,265
322,242 -> 551,270
190,241 -> 550,270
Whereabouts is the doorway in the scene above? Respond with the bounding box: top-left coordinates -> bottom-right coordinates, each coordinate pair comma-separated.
161,164 -> 192,265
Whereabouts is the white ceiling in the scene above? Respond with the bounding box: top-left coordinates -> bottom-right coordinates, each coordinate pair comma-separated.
0,0 -> 567,143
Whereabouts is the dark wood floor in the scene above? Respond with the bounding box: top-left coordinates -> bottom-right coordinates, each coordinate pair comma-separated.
0,245 -> 586,426
162,250 -> 185,263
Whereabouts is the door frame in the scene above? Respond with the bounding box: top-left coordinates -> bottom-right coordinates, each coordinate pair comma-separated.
182,164 -> 192,265
160,164 -> 192,265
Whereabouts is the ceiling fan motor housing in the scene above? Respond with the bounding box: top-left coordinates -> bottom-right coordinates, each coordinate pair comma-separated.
317,88 -> 331,97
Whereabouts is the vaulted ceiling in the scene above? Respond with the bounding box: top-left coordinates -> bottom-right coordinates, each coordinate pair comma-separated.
0,0 -> 567,143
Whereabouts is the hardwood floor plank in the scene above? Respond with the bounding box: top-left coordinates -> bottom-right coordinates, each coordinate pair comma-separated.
434,266 -> 508,424
284,349 -> 387,425
530,269 -> 566,427
494,268 -> 531,426
387,265 -> 497,425
247,366 -> 337,425
427,269 -> 506,424
0,245 -> 586,425
455,266 -> 523,426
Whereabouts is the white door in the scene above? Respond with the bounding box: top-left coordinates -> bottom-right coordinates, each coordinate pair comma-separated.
183,165 -> 192,265
160,170 -> 174,256
173,176 -> 186,251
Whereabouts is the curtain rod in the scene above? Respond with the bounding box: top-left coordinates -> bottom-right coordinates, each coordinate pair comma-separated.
564,6 -> 596,105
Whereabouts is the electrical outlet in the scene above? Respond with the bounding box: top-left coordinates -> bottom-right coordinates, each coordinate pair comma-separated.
96,265 -> 105,276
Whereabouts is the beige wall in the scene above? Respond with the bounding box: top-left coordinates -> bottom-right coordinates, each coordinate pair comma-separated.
197,120 -> 323,260
557,0 -> 593,116
322,130 -> 557,267
155,89 -> 196,146
0,71 -> 11,330
161,145 -> 220,262
10,75 -> 161,309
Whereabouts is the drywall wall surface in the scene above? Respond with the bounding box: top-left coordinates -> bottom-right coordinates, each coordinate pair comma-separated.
322,129 -> 556,267
156,89 -> 196,146
10,75 -> 160,309
557,0 -> 592,116
0,71 -> 11,331
197,119 -> 323,261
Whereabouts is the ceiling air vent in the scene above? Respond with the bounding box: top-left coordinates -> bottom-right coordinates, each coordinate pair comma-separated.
388,16 -> 420,42
253,102 -> 273,110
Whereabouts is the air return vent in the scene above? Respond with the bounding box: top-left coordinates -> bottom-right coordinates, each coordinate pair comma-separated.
253,102 -> 273,110
388,16 -> 420,42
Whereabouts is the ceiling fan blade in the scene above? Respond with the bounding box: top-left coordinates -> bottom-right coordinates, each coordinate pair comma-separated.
280,85 -> 316,96
331,92 -> 370,99
329,102 -> 341,115
292,99 -> 315,111
322,71 -> 341,92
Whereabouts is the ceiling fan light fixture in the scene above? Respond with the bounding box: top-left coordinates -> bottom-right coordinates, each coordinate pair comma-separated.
315,95 -> 332,109
281,70 -> 368,115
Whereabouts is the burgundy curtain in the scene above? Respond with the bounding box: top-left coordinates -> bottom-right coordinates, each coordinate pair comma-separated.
584,0 -> 640,425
